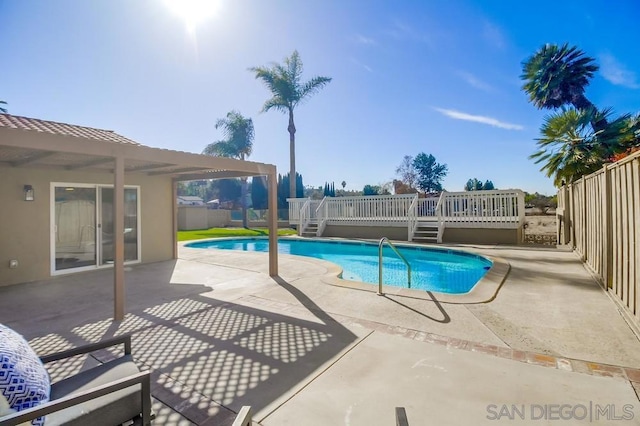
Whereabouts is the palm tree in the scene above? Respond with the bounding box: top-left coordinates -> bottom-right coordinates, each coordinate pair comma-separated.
530,108 -> 617,186
521,43 -> 606,131
203,110 -> 254,227
0,100 -> 7,114
249,50 -> 332,199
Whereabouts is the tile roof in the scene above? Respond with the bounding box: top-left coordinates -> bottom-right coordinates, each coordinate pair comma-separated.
0,114 -> 141,146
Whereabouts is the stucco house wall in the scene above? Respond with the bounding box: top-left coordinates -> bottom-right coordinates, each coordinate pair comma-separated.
0,166 -> 173,286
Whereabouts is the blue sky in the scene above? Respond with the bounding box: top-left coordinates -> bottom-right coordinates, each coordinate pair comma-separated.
2,0 -> 639,195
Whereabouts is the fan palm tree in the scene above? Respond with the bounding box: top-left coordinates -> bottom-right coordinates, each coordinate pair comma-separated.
0,100 -> 7,113
521,44 -> 606,131
249,50 -> 331,199
530,108 -> 619,186
203,110 -> 254,227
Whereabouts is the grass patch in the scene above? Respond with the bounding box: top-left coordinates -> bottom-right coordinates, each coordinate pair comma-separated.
178,227 -> 297,242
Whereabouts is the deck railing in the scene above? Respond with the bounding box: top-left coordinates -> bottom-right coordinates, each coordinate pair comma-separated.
324,194 -> 416,224
435,193 -> 445,243
439,190 -> 524,228
407,196 -> 419,241
288,190 -> 524,230
316,197 -> 328,236
298,199 -> 311,236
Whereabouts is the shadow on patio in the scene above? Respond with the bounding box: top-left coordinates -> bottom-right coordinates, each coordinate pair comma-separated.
0,261 -> 358,425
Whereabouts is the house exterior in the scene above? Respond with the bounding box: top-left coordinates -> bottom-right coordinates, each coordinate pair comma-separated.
0,114 -> 279,319
177,195 -> 205,205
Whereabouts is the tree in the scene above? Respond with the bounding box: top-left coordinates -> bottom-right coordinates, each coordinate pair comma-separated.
277,172 -> 304,209
363,185 -> 380,196
464,178 -> 496,191
251,176 -> 268,210
521,43 -> 603,130
216,179 -> 242,204
530,108 -> 611,186
395,155 -> 417,190
0,100 -> 7,114
464,178 -> 483,191
413,153 -> 447,193
203,110 -> 254,227
521,44 -> 640,185
393,179 -> 418,194
250,50 -> 332,200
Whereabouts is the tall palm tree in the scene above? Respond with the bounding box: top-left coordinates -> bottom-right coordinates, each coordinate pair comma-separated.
249,50 -> 332,199
0,100 -> 7,113
521,43 -> 606,131
203,110 -> 254,227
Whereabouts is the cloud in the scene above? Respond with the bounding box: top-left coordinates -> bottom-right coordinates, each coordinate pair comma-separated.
350,57 -> 373,73
600,53 -> 639,89
482,21 -> 506,49
386,19 -> 432,45
456,71 -> 493,92
434,108 -> 523,130
353,34 -> 376,45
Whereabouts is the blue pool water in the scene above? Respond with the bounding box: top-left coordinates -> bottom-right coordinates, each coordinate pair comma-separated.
186,238 -> 492,294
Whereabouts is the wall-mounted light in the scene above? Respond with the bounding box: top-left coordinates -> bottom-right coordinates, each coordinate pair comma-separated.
24,185 -> 34,201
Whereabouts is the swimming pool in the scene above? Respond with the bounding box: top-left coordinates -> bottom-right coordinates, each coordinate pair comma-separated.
186,238 -> 492,294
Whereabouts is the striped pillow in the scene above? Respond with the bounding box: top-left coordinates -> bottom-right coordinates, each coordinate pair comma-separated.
0,324 -> 50,426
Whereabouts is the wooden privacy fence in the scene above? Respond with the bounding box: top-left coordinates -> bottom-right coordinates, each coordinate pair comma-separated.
557,150 -> 640,327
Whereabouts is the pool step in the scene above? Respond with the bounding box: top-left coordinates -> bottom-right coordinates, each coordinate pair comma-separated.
411,222 -> 439,243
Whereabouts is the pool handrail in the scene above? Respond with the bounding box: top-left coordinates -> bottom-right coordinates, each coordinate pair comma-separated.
378,237 -> 412,296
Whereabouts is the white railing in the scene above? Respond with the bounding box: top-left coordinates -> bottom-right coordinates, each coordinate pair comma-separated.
439,190 -> 524,228
287,198 -> 308,225
407,194 -> 419,241
298,199 -> 311,236
323,194 -> 417,224
435,192 -> 445,243
289,191 -> 525,236
316,197 -> 328,236
416,196 -> 439,218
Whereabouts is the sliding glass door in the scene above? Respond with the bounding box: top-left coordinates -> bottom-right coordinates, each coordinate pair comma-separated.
99,187 -> 139,265
53,186 -> 97,271
52,183 -> 140,274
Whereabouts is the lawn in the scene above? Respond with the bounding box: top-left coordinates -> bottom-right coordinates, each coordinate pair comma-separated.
178,227 -> 297,242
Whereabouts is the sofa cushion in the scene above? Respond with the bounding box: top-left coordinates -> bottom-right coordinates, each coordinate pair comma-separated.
45,354 -> 143,426
0,324 -> 50,426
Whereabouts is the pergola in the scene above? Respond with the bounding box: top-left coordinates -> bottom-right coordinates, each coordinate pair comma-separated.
0,117 -> 279,320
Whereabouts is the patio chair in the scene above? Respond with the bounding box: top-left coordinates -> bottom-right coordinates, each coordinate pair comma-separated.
0,334 -> 152,426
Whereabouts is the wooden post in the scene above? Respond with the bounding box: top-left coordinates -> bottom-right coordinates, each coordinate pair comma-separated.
568,184 -> 575,249
267,171 -> 279,277
603,165 -> 613,289
114,155 -> 125,321
172,180 -> 178,260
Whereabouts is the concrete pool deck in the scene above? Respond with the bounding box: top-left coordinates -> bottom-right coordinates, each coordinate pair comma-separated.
1,242 -> 640,424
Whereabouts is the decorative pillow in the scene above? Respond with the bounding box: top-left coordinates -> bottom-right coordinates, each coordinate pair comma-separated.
0,324 -> 50,426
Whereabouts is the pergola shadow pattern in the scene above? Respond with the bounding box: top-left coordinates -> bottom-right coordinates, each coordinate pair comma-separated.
0,266 -> 357,425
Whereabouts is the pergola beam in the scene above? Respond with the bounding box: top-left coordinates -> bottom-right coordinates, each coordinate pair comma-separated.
172,171 -> 264,182
65,157 -> 113,170
11,151 -> 56,166
147,167 -> 213,176
127,163 -> 176,172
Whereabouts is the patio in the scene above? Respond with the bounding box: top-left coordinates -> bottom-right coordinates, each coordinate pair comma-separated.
1,243 -> 640,424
